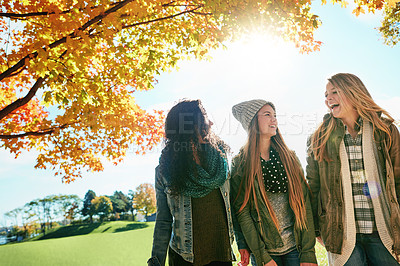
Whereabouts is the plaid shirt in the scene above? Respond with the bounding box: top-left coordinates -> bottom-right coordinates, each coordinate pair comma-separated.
343,119 -> 376,234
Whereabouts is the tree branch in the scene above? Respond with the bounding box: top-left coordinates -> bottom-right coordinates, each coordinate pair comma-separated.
0,1 -> 121,19
0,129 -> 55,139
122,5 -> 204,29
8,66 -> 27,78
74,0 -> 134,34
0,0 -> 133,82
0,122 -> 73,139
0,52 -> 38,82
0,11 -> 63,19
192,11 -> 212,15
0,76 -> 47,121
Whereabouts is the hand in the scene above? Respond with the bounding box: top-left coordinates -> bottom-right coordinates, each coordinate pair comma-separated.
316,236 -> 325,247
300,263 -> 318,266
264,260 -> 278,266
238,249 -> 250,266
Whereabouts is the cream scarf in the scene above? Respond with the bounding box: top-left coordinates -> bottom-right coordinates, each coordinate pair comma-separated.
327,120 -> 396,266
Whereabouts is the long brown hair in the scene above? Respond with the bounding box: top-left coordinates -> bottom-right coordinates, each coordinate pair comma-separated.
311,73 -> 394,162
236,103 -> 309,231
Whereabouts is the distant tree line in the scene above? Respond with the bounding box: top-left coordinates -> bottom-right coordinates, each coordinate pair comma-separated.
2,183 -> 156,243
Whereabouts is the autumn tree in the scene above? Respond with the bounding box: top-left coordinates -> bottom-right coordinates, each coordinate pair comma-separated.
65,203 -> 79,223
91,196 -> 113,221
324,0 -> 400,45
0,0 -> 322,183
379,2 -> 400,46
132,183 -> 156,218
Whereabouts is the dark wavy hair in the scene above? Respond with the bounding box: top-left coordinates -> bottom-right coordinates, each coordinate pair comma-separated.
159,99 -> 229,195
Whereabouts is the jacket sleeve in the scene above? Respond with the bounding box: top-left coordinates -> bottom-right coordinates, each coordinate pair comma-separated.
230,157 -> 272,266
305,136 -> 321,236
389,124 -> 400,204
292,153 -> 317,264
230,156 -> 249,250
231,205 -> 250,250
299,181 -> 318,264
148,166 -> 173,266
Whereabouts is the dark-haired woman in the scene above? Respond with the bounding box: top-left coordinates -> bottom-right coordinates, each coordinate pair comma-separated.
147,99 -> 235,266
230,99 -> 317,266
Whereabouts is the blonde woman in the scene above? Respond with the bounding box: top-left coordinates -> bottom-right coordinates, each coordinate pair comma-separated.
306,73 -> 400,265
230,99 -> 317,266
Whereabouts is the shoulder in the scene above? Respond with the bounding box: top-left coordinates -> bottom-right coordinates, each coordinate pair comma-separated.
155,165 -> 163,180
377,116 -> 398,129
376,117 -> 400,139
231,150 -> 244,171
388,123 -> 400,145
381,116 -> 393,125
231,152 -> 242,164
307,113 -> 332,146
154,165 -> 164,188
155,164 -> 169,187
322,113 -> 331,122
230,151 -> 245,183
214,138 -> 230,155
387,123 -> 400,138
384,119 -> 400,134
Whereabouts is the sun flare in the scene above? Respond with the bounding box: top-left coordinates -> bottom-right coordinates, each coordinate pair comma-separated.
215,32 -> 297,75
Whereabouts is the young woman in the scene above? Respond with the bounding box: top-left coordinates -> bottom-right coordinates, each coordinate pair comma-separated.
147,99 -> 235,266
306,73 -> 400,265
230,99 -> 317,266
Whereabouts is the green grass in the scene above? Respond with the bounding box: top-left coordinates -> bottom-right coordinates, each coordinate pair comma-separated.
0,221 -> 153,266
0,221 -> 328,265
29,220 -> 149,241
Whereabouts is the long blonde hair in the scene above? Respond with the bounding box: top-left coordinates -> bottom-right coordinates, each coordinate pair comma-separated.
311,73 -> 394,162
236,103 -> 309,231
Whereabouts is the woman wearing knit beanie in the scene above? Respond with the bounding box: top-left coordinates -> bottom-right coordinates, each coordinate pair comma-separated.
306,73 -> 400,265
148,99 -> 235,266
230,99 -> 317,266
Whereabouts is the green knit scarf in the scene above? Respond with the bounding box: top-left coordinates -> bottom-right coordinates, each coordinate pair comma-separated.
183,144 -> 228,198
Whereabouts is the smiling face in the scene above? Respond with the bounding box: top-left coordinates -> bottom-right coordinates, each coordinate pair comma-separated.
325,81 -> 358,123
325,82 -> 355,118
257,104 -> 277,138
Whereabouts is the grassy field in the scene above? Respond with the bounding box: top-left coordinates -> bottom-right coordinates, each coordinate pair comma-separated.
0,221 -> 328,265
0,221 -> 153,266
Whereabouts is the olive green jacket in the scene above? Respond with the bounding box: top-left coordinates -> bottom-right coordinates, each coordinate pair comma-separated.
230,152 -> 317,266
306,115 -> 400,256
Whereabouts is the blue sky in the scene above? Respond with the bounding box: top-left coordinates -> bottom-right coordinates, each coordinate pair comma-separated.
1,2 -> 400,226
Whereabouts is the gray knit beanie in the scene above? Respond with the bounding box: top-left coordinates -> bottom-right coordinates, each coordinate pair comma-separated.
232,99 -> 274,132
